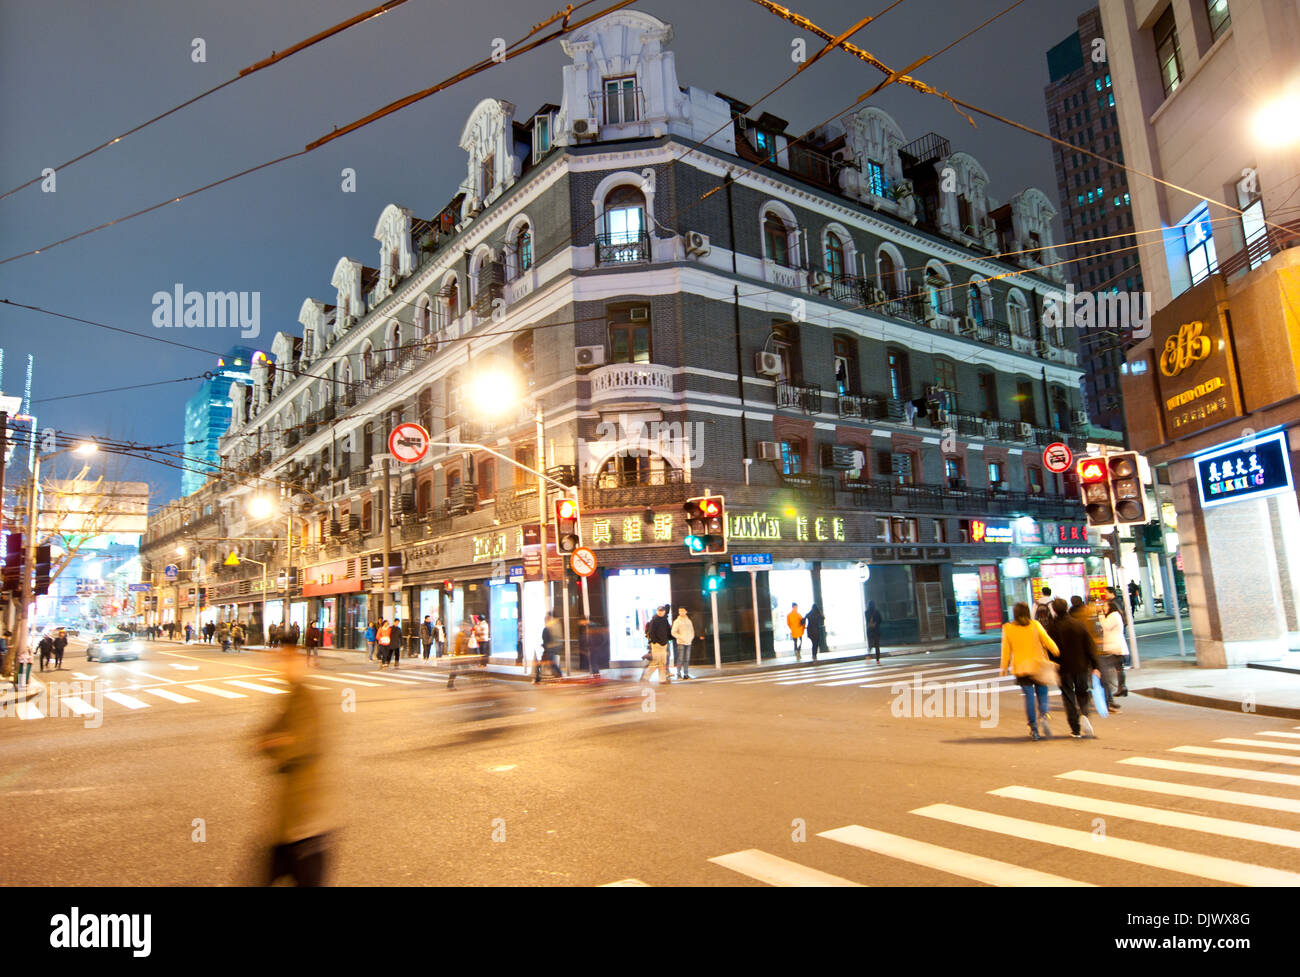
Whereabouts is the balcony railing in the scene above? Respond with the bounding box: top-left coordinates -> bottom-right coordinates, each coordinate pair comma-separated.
580,468 -> 687,508
587,362 -> 675,403
847,479 -> 1081,518
1219,218 -> 1300,279
836,393 -> 893,422
779,472 -> 836,505
776,381 -> 823,414
595,231 -> 651,265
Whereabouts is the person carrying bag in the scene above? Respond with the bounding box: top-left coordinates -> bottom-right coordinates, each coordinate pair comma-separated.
999,602 -> 1061,741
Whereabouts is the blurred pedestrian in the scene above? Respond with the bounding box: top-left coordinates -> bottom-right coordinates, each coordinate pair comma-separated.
204,621 -> 215,644
257,638 -> 336,886
376,620 -> 392,669
290,622 -> 301,646
803,604 -> 826,663
536,615 -> 563,682
364,621 -> 377,661
421,615 -> 434,660
53,629 -> 67,669
218,622 -> 231,653
304,622 -> 321,663
640,605 -> 672,684
671,607 -> 695,679
1100,598 -> 1130,709
185,623 -> 194,644
434,617 -> 446,659
865,601 -> 883,664
1128,580 -> 1142,612
1048,598 -> 1102,738
474,615 -> 490,659
787,602 -> 805,658
999,601 -> 1060,741
11,632 -> 31,690
37,633 -> 54,672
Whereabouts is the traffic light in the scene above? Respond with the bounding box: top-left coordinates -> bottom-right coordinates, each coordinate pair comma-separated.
1076,456 -> 1114,527
1107,451 -> 1148,525
704,564 -> 727,593
554,497 -> 581,553
33,545 -> 52,597
442,579 -> 454,594
684,495 -> 727,554
2,532 -> 22,594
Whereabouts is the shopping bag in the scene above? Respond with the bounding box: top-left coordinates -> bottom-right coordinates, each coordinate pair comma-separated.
1091,673 -> 1109,717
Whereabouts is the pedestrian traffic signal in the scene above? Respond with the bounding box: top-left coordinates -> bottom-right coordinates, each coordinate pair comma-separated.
684,495 -> 727,554
33,544 -> 51,597
1107,451 -> 1148,525
443,579 -> 454,594
1,532 -> 22,594
704,564 -> 726,593
554,497 -> 581,553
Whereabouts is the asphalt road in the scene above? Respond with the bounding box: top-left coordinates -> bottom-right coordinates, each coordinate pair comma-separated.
3,629 -> 1299,886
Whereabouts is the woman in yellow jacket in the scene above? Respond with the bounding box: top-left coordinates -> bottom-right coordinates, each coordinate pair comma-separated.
999,602 -> 1060,740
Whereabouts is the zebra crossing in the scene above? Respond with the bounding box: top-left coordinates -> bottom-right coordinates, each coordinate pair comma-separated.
6,666 -> 451,721
605,724 -> 1300,886
701,656 -> 1033,695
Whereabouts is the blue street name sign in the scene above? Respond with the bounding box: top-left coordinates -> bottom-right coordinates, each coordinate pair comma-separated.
731,553 -> 773,570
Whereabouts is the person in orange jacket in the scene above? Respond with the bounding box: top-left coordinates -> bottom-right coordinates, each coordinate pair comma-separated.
786,603 -> 806,659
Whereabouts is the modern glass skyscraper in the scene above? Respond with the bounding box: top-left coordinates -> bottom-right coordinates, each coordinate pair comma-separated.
182,348 -> 254,496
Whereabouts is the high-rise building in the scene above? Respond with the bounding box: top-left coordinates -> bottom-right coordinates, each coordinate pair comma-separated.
182,349 -> 254,496
1106,0 -> 1300,666
1044,7 -> 1144,436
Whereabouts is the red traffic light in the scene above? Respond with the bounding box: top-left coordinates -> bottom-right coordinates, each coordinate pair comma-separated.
556,499 -> 578,521
442,579 -> 454,593
1078,459 -> 1107,483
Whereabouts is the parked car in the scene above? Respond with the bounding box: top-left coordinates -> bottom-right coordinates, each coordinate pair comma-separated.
85,631 -> 140,663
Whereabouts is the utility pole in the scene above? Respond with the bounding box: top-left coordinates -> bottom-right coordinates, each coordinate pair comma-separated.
0,410 -> 8,675
382,457 -> 392,629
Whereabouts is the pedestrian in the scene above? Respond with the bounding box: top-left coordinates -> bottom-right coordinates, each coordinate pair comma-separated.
219,622 -> 231,653
38,633 -> 54,672
671,607 -> 695,679
474,615 -> 490,659
233,623 -> 246,652
290,622 -> 301,646
205,621 -> 216,644
787,602 -> 805,658
1034,586 -> 1056,628
53,629 -> 68,669
999,601 -> 1060,741
389,620 -> 403,669
11,632 -> 32,690
803,603 -> 827,662
1128,580 -> 1142,612
1100,598 -> 1130,709
185,623 -> 194,644
865,600 -> 883,664
305,622 -> 321,662
257,637 -> 336,886
640,605 -> 672,684
376,620 -> 392,669
421,615 -> 434,661
364,621 -> 377,661
536,615 -> 563,682
1049,598 -> 1103,738
467,616 -> 480,658
434,617 -> 446,659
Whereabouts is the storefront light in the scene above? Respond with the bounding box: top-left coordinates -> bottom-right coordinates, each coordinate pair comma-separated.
1165,532 -> 1180,552
1002,557 -> 1030,578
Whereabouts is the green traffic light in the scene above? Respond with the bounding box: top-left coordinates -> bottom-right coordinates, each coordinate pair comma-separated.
685,535 -> 705,553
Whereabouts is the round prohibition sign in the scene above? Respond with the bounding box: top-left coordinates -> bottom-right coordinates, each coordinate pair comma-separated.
1043,442 -> 1073,474
570,547 -> 597,577
388,422 -> 430,464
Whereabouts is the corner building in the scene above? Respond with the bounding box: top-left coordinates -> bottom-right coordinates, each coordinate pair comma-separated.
196,10 -> 1089,665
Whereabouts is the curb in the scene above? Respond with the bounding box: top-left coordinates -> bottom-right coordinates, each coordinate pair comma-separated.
1137,686 -> 1300,720
0,679 -> 44,709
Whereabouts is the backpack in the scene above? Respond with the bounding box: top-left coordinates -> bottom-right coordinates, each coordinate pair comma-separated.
1034,601 -> 1054,628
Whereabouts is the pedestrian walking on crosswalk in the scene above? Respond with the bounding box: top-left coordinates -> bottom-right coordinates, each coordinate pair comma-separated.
803,604 -> 827,663
1000,602 -> 1060,741
865,601 -> 883,664
1048,598 -> 1103,738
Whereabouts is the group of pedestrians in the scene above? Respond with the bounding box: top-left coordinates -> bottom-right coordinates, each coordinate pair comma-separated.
36,629 -> 68,671
1001,585 -> 1132,741
364,620 -> 404,669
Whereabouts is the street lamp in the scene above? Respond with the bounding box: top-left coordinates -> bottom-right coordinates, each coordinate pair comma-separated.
1253,84 -> 1300,147
225,552 -> 268,647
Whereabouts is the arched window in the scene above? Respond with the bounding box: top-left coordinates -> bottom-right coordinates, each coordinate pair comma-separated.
316,382 -> 327,412
1051,386 -> 1070,432
887,348 -> 911,400
833,335 -> 858,396
924,262 -> 951,315
603,185 -> 646,244
764,212 -> 791,266
978,371 -> 999,419
418,387 -> 433,431
824,231 -> 846,278
1007,290 -> 1031,338
477,459 -> 495,502
515,223 -> 533,275
415,295 -> 432,341
340,359 -> 352,394
361,342 -> 375,381
388,322 -> 400,365
877,249 -> 898,297
967,284 -> 986,326
363,422 -> 375,467
417,480 -> 432,514
439,278 -> 459,327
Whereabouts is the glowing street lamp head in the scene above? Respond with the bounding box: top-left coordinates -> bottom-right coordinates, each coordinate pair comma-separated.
73,442 -> 98,457
175,545 -> 187,556
1254,87 -> 1300,147
248,496 -> 274,519
466,368 -> 523,419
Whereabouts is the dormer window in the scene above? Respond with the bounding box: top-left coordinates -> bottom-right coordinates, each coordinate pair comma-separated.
865,159 -> 885,197
755,130 -> 774,160
603,76 -> 638,125
533,114 -> 551,163
480,154 -> 495,198
303,329 -> 314,360
515,224 -> 533,274
764,212 -> 792,267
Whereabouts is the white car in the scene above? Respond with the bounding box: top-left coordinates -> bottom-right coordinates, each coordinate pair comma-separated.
85,632 -> 140,663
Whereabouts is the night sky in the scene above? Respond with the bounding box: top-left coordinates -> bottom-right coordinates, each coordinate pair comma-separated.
0,0 -> 1090,503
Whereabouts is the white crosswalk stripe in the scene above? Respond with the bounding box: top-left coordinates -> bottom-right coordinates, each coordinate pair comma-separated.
818,824 -> 1091,886
184,684 -> 245,699
1057,769 -> 1300,814
1172,745 -> 1300,766
295,673 -> 383,688
1215,737 -> 1300,752
1257,731 -> 1300,740
51,696 -> 99,717
225,680 -> 288,696
102,692 -> 149,710
708,849 -> 863,886
339,671 -> 420,686
16,701 -> 44,720
142,688 -> 198,704
1119,756 -> 1300,786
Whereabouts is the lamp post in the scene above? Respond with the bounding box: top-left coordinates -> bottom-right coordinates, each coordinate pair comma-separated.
5,439 -> 96,676
225,552 -> 267,646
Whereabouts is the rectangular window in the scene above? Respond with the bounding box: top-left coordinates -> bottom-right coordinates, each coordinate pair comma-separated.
866,159 -> 885,197
935,359 -> 957,394
1154,6 -> 1184,97
944,457 -> 961,481
1027,466 -> 1044,494
987,461 -> 1003,487
1207,0 -> 1231,40
891,517 -> 919,543
781,440 -> 803,476
603,76 -> 638,125
1017,380 -> 1037,424
481,154 -> 495,197
1182,201 -> 1218,286
532,114 -> 551,163
932,519 -> 948,543
609,323 -> 651,363
874,517 -> 890,541
755,130 -> 774,159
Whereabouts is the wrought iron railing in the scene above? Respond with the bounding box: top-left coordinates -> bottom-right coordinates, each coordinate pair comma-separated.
595,231 -> 651,265
776,381 -> 823,414
580,468 -> 687,508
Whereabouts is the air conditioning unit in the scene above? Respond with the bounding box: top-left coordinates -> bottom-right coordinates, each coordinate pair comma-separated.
757,441 -> 782,461
685,231 -> 711,257
575,345 -> 606,368
628,306 -> 649,321
1071,410 -> 1089,427
809,269 -> 833,293
820,443 -> 856,470
959,315 -> 979,335
572,117 -> 599,139
1017,422 -> 1034,440
982,420 -> 1000,439
755,351 -> 783,377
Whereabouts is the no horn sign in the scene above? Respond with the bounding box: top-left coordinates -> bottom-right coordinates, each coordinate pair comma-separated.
389,423 -> 430,463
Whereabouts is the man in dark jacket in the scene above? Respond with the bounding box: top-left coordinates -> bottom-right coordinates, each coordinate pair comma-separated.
38,633 -> 55,671
640,605 -> 672,684
52,629 -> 68,669
803,604 -> 826,663
388,621 -> 402,668
1049,598 -> 1103,738
304,623 -> 321,663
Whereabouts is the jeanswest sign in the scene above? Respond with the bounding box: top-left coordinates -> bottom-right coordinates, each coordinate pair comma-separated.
728,510 -> 847,543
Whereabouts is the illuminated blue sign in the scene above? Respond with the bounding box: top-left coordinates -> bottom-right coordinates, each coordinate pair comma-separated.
1195,431 -> 1293,509
730,553 -> 773,569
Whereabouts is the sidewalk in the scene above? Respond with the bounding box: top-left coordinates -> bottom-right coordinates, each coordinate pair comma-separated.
1132,656 -> 1300,719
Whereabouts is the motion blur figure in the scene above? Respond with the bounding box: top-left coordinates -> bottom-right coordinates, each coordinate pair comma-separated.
257,639 -> 335,886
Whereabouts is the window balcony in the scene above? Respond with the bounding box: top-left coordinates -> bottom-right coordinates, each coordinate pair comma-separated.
580,468 -> 687,509
776,381 -> 823,414
779,472 -> 836,505
595,231 -> 651,266
587,362 -> 675,404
